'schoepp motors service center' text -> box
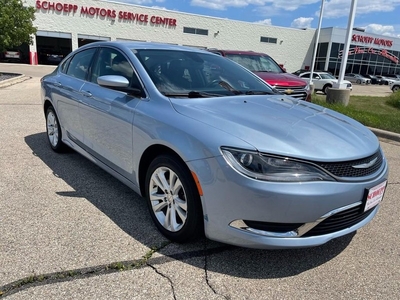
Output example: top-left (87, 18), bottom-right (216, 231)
top-left (24, 0), bottom-right (400, 75)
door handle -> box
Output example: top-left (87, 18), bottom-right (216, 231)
top-left (81, 90), bottom-right (93, 97)
top-left (53, 82), bottom-right (62, 87)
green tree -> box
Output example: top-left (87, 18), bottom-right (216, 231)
top-left (0, 0), bottom-right (37, 51)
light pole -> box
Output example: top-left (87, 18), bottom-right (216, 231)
top-left (309, 0), bottom-right (325, 87)
top-left (335, 0), bottom-right (358, 88)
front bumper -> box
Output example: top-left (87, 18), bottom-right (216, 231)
top-left (190, 155), bottom-right (388, 249)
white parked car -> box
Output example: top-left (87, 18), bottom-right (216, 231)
top-left (376, 76), bottom-right (397, 86)
top-left (344, 73), bottom-right (371, 85)
top-left (299, 72), bottom-right (352, 95)
top-left (389, 80), bottom-right (400, 93)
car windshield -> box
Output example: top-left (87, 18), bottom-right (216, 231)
top-left (134, 49), bottom-right (275, 96)
top-left (320, 73), bottom-right (336, 79)
top-left (224, 54), bottom-right (283, 73)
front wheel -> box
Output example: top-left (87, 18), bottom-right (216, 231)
top-left (46, 106), bottom-right (65, 152)
top-left (323, 84), bottom-right (332, 95)
top-left (145, 154), bottom-right (204, 243)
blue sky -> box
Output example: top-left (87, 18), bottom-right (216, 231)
top-left (109, 0), bottom-right (400, 37)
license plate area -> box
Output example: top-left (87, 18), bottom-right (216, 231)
top-left (363, 181), bottom-right (387, 212)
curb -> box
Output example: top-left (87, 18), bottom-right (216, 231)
top-left (0, 74), bottom-right (30, 88)
top-left (369, 127), bottom-right (400, 143)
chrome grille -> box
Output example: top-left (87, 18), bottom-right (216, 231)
top-left (314, 150), bottom-right (383, 178)
top-left (274, 85), bottom-right (308, 100)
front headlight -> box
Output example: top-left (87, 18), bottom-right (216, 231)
top-left (221, 147), bottom-right (334, 182)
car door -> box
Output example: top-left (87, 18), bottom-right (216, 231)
top-left (79, 47), bottom-right (142, 178)
top-left (50, 48), bottom-right (97, 144)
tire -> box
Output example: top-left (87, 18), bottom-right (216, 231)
top-left (145, 154), bottom-right (203, 243)
top-left (322, 84), bottom-right (331, 95)
top-left (356, 79), bottom-right (361, 84)
top-left (393, 85), bottom-right (400, 93)
top-left (45, 106), bottom-right (65, 152)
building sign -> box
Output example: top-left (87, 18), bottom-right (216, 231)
top-left (339, 47), bottom-right (399, 64)
top-left (35, 1), bottom-right (177, 26)
top-left (352, 34), bottom-right (393, 48)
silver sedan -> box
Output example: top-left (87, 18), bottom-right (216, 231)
top-left (344, 73), bottom-right (371, 84)
top-left (41, 42), bottom-right (388, 249)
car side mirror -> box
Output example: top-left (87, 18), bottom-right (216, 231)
top-left (98, 75), bottom-right (142, 96)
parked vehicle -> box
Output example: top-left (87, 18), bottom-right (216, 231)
top-left (376, 75), bottom-right (396, 85)
top-left (292, 69), bottom-right (310, 76)
top-left (390, 80), bottom-right (400, 93)
top-left (363, 74), bottom-right (382, 85)
top-left (41, 41), bottom-right (388, 249)
top-left (208, 49), bottom-right (311, 101)
top-left (299, 71), bottom-right (352, 94)
top-left (384, 74), bottom-right (400, 80)
top-left (1, 49), bottom-right (22, 62)
top-left (38, 48), bottom-right (64, 65)
top-left (344, 73), bottom-right (371, 84)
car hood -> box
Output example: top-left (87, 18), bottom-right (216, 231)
top-left (170, 95), bottom-right (378, 161)
top-left (253, 72), bottom-right (307, 87)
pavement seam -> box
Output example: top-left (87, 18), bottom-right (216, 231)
top-left (0, 242), bottom-right (170, 298)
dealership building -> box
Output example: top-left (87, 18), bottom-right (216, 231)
top-left (22, 0), bottom-right (400, 76)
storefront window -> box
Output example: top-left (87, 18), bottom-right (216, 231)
top-left (317, 43), bottom-right (328, 58)
top-left (330, 43), bottom-right (340, 58)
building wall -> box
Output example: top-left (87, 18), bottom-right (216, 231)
top-left (25, 0), bottom-right (316, 72)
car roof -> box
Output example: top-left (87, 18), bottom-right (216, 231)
top-left (77, 41), bottom-right (210, 54)
top-left (207, 49), bottom-right (270, 56)
top-left (300, 71), bottom-right (330, 75)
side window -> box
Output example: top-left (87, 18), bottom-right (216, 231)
top-left (90, 48), bottom-right (135, 85)
top-left (66, 48), bottom-right (97, 80)
top-left (301, 73), bottom-right (310, 78)
top-left (59, 57), bottom-right (72, 74)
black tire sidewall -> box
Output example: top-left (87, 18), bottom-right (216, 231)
top-left (145, 154), bottom-right (203, 242)
top-left (323, 84), bottom-right (331, 95)
top-left (46, 106), bottom-right (64, 152)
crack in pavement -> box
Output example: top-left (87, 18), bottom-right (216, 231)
top-left (204, 239), bottom-right (231, 300)
top-left (0, 242), bottom-right (234, 298)
top-left (146, 263), bottom-right (177, 300)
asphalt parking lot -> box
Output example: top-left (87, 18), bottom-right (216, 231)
top-left (1, 63), bottom-right (399, 299)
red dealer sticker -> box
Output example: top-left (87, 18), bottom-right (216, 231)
top-left (364, 181), bottom-right (387, 212)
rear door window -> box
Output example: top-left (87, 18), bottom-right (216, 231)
top-left (66, 48), bottom-right (97, 81)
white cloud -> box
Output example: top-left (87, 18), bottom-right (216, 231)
top-left (291, 17), bottom-right (314, 28)
top-left (190, 0), bottom-right (319, 11)
top-left (151, 6), bottom-right (167, 10)
top-left (321, 0), bottom-right (400, 19)
top-left (364, 24), bottom-right (398, 37)
top-left (254, 18), bottom-right (272, 25)
top-left (111, 0), bottom-right (153, 4)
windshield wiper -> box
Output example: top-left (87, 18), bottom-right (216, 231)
top-left (244, 90), bottom-right (275, 95)
top-left (188, 91), bottom-right (223, 98)
top-left (161, 91), bottom-right (223, 98)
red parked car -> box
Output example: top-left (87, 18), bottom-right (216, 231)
top-left (208, 49), bottom-right (311, 101)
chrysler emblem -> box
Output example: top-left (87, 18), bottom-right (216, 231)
top-left (352, 157), bottom-right (377, 169)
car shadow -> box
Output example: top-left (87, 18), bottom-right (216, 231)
top-left (25, 132), bottom-right (354, 279)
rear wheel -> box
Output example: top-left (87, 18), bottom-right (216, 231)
top-left (46, 106), bottom-right (65, 152)
top-left (393, 85), bottom-right (400, 93)
top-left (356, 79), bottom-right (361, 84)
top-left (145, 154), bottom-right (203, 242)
